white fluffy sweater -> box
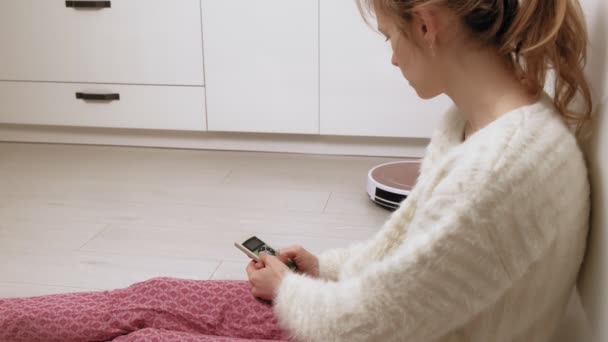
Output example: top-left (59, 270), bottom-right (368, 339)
top-left (273, 97), bottom-right (591, 342)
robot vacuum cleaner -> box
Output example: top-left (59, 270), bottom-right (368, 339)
top-left (367, 160), bottom-right (421, 210)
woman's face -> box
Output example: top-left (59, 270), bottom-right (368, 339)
top-left (376, 11), bottom-right (445, 99)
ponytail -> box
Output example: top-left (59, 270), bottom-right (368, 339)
top-left (500, 0), bottom-right (593, 139)
top-left (357, 0), bottom-right (594, 139)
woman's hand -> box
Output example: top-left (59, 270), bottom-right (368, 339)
top-left (246, 252), bottom-right (290, 300)
top-left (277, 245), bottom-right (320, 278)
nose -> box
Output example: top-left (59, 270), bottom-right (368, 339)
top-left (391, 53), bottom-right (398, 67)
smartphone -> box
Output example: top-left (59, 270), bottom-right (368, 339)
top-left (235, 236), bottom-right (297, 270)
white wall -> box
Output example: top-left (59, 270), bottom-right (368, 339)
top-left (579, 95), bottom-right (607, 342)
top-left (550, 1), bottom-right (607, 341)
top-left (577, 0), bottom-right (608, 336)
top-left (561, 0), bottom-right (608, 341)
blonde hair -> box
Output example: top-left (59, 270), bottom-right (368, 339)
top-left (358, 0), bottom-right (594, 139)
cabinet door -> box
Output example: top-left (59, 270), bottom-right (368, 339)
top-left (202, 1), bottom-right (319, 134)
top-left (320, 0), bottom-right (450, 138)
top-left (0, 0), bottom-right (204, 86)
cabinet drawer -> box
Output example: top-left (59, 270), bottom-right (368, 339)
top-left (0, 82), bottom-right (206, 131)
top-left (0, 0), bottom-right (204, 86)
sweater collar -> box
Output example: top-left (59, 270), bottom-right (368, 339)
top-left (447, 94), bottom-right (552, 147)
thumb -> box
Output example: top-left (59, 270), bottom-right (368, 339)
top-left (260, 252), bottom-right (282, 268)
top-left (258, 251), bottom-right (270, 263)
top-left (276, 251), bottom-right (291, 264)
top-left (278, 247), bottom-right (297, 259)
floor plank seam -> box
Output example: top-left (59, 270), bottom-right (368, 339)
top-left (322, 193), bottom-right (332, 213)
top-left (208, 261), bottom-right (224, 280)
top-left (220, 169), bottom-right (234, 184)
top-left (76, 223), bottom-right (112, 251)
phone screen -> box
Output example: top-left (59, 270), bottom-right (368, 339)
top-left (243, 236), bottom-right (265, 252)
top-left (239, 237), bottom-right (295, 270)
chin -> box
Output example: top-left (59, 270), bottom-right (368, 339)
top-left (414, 88), bottom-right (441, 100)
top-left (406, 77), bottom-right (442, 99)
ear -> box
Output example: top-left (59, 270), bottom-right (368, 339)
top-left (412, 6), bottom-right (440, 48)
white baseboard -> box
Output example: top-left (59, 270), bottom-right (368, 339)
top-left (0, 124), bottom-right (429, 158)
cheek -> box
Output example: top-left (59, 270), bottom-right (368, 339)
top-left (397, 50), bottom-right (441, 98)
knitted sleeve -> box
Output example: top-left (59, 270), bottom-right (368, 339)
top-left (315, 245), bottom-right (357, 281)
top-left (314, 108), bottom-right (453, 281)
top-left (316, 190), bottom-right (418, 281)
top-left (273, 170), bottom-right (558, 341)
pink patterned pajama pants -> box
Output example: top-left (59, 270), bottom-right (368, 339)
top-left (0, 277), bottom-right (289, 342)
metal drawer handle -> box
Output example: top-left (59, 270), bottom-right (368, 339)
top-left (66, 1), bottom-right (111, 9)
top-left (76, 92), bottom-right (120, 101)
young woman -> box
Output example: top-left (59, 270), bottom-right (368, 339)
top-left (0, 0), bottom-right (593, 341)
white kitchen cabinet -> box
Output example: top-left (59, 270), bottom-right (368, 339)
top-left (320, 0), bottom-right (450, 138)
top-left (0, 81), bottom-right (206, 131)
top-left (0, 0), bottom-right (445, 142)
top-left (0, 0), bottom-right (204, 86)
top-left (201, 0), bottom-right (319, 134)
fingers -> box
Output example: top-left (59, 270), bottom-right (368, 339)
top-left (246, 261), bottom-right (257, 277)
top-left (278, 245), bottom-right (303, 261)
top-left (260, 252), bottom-right (287, 270)
top-left (277, 252), bottom-right (292, 264)
top-left (247, 258), bottom-right (265, 275)
top-left (259, 251), bottom-right (269, 263)
top-left (259, 251), bottom-right (279, 265)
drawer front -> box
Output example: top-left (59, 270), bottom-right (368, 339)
top-left (0, 0), bottom-right (204, 86)
top-left (0, 82), bottom-right (206, 131)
